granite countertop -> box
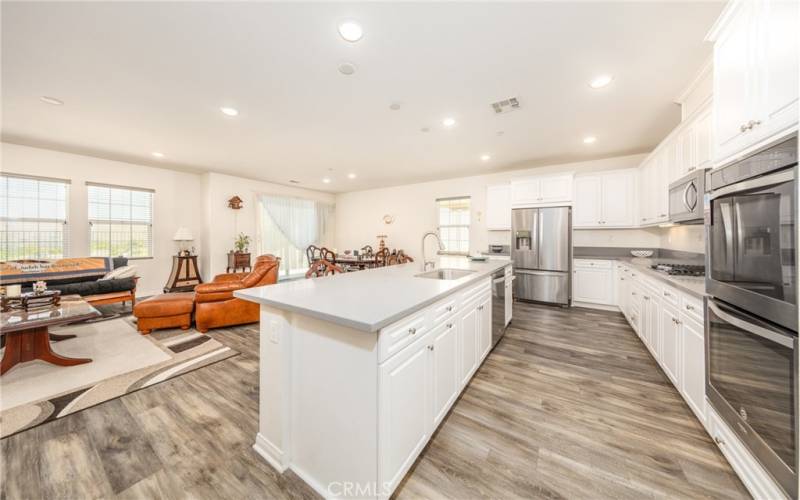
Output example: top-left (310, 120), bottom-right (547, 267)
top-left (575, 255), bottom-right (706, 298)
top-left (234, 256), bottom-right (511, 333)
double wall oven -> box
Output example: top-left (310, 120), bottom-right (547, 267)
top-left (706, 134), bottom-right (798, 498)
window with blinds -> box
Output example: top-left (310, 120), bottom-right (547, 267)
top-left (0, 174), bottom-right (70, 260)
top-left (437, 196), bottom-right (471, 254)
top-left (87, 183), bottom-right (153, 258)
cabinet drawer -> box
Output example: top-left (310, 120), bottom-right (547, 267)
top-left (378, 310), bottom-right (430, 363)
top-left (660, 285), bottom-right (680, 307)
top-left (431, 296), bottom-right (458, 325)
top-left (461, 278), bottom-right (491, 305)
top-left (574, 259), bottom-right (613, 269)
top-left (681, 294), bottom-right (704, 324)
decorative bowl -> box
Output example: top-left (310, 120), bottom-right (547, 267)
top-left (630, 250), bottom-right (654, 258)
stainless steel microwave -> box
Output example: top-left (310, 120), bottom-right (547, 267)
top-left (669, 168), bottom-right (708, 224)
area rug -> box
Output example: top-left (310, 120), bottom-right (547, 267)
top-left (0, 316), bottom-right (238, 438)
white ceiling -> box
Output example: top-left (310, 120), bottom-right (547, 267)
top-left (1, 1), bottom-right (723, 193)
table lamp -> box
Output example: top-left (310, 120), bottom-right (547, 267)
top-left (173, 227), bottom-right (194, 255)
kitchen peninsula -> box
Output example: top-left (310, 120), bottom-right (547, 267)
top-left (234, 257), bottom-right (511, 498)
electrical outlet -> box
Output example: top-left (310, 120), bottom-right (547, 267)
top-left (269, 319), bottom-right (280, 344)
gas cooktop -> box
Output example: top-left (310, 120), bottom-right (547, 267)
top-left (650, 263), bottom-right (705, 277)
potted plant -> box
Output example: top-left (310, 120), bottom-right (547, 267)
top-left (234, 233), bottom-right (251, 254)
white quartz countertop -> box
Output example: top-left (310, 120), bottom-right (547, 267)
top-left (234, 257), bottom-right (511, 332)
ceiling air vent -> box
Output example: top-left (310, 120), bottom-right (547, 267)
top-left (491, 97), bottom-right (520, 114)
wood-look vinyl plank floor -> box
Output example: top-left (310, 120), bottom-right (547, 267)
top-left (1, 303), bottom-right (749, 499)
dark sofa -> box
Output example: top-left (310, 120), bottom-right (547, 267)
top-left (20, 257), bottom-right (138, 305)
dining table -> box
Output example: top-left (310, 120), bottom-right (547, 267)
top-left (333, 254), bottom-right (378, 270)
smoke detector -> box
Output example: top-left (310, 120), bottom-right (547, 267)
top-left (491, 97), bottom-right (520, 114)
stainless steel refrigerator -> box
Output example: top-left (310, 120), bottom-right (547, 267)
top-left (511, 207), bottom-right (571, 305)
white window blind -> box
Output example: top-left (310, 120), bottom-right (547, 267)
top-left (437, 196), bottom-right (471, 254)
top-left (87, 183), bottom-right (153, 258)
top-left (0, 173), bottom-right (69, 260)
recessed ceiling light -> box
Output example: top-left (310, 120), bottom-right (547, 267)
top-left (338, 20), bottom-right (363, 42)
top-left (220, 107), bottom-right (239, 116)
top-left (496, 131), bottom-right (505, 136)
top-left (347, 173), bottom-right (357, 179)
top-left (421, 127), bottom-right (430, 133)
top-left (40, 96), bottom-right (64, 105)
top-left (152, 152), bottom-right (165, 158)
top-left (583, 136), bottom-right (597, 144)
top-left (442, 117), bottom-right (456, 128)
top-left (322, 177), bottom-right (332, 184)
top-left (389, 102), bottom-right (401, 111)
top-left (589, 75), bottom-right (614, 89)
top-left (480, 154), bottom-right (491, 161)
top-left (338, 62), bottom-right (357, 75)
top-left (289, 180), bottom-right (300, 184)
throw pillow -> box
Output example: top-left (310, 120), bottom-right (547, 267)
top-left (99, 265), bottom-right (138, 280)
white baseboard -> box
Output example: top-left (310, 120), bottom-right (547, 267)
top-left (571, 301), bottom-right (619, 312)
top-left (253, 433), bottom-right (287, 473)
top-left (290, 464), bottom-right (337, 500)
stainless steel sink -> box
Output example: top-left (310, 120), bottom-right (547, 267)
top-left (415, 268), bottom-right (476, 280)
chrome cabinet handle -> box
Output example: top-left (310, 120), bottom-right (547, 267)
top-left (685, 304), bottom-right (694, 311)
top-left (740, 123), bottom-right (749, 132)
top-left (714, 436), bottom-right (725, 446)
top-left (644, 296), bottom-right (650, 300)
top-left (663, 291), bottom-right (670, 297)
top-left (409, 327), bottom-right (417, 335)
top-left (747, 119), bottom-right (761, 130)
top-left (446, 323), bottom-right (453, 329)
top-left (427, 344), bottom-right (434, 351)
top-left (446, 305), bottom-right (453, 312)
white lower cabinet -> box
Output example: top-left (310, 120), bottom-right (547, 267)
top-left (680, 315), bottom-right (706, 424)
top-left (459, 303), bottom-right (479, 387)
top-left (378, 335), bottom-right (431, 492)
top-left (430, 321), bottom-right (460, 427)
top-left (660, 303), bottom-right (682, 387)
top-left (573, 260), bottom-right (615, 305)
top-left (378, 274), bottom-right (498, 496)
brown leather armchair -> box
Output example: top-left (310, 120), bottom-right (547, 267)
top-left (194, 254), bottom-right (280, 333)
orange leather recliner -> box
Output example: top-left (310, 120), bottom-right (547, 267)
top-left (194, 254), bottom-right (280, 333)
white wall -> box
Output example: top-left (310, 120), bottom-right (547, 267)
top-left (202, 172), bottom-right (335, 278)
top-left (1, 143), bottom-right (334, 294)
top-left (660, 225), bottom-right (705, 253)
top-left (334, 154), bottom-right (652, 258)
top-left (1, 142), bottom-right (204, 296)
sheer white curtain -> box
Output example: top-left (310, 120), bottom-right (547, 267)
top-left (257, 194), bottom-right (335, 277)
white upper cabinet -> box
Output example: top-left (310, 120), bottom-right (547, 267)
top-left (674, 101), bottom-right (713, 180)
top-left (485, 184), bottom-right (511, 230)
top-left (574, 170), bottom-right (636, 228)
top-left (710, 0), bottom-right (798, 164)
top-left (511, 174), bottom-right (573, 207)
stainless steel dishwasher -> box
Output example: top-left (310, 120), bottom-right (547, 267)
top-left (491, 267), bottom-right (509, 347)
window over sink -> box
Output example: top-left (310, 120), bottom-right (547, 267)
top-left (436, 196), bottom-right (471, 255)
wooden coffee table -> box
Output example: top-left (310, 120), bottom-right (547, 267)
top-left (0, 294), bottom-right (101, 375)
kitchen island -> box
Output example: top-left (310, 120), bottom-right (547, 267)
top-left (234, 257), bottom-right (511, 499)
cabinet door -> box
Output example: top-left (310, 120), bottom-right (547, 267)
top-left (676, 126), bottom-right (694, 180)
top-left (459, 303), bottom-right (479, 387)
top-left (639, 160), bottom-right (656, 225)
top-left (694, 105), bottom-right (713, 170)
top-left (756, 0), bottom-right (799, 142)
top-left (539, 175), bottom-right (573, 203)
top-left (486, 185), bottom-right (511, 230)
top-left (680, 316), bottom-right (706, 424)
top-left (713, 1), bottom-right (756, 162)
top-left (601, 171), bottom-right (635, 227)
top-left (510, 179), bottom-right (540, 206)
top-left (647, 295), bottom-right (662, 359)
top-left (656, 147), bottom-right (672, 222)
top-left (431, 322), bottom-right (459, 427)
top-left (478, 295), bottom-right (492, 360)
top-left (573, 176), bottom-right (602, 227)
top-left (378, 339), bottom-right (430, 491)
top-left (660, 304), bottom-right (681, 386)
top-left (573, 267), bottom-right (613, 305)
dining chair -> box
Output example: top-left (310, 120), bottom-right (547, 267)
top-left (305, 258), bottom-right (344, 278)
top-left (306, 245), bottom-right (322, 266)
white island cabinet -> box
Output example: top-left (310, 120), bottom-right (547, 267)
top-left (235, 258), bottom-right (510, 499)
